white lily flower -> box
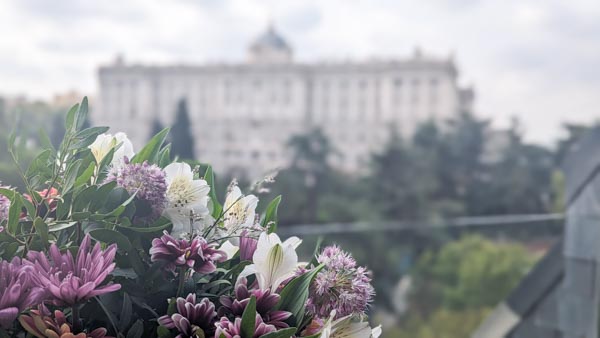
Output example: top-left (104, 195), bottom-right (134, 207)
top-left (163, 162), bottom-right (210, 237)
top-left (239, 232), bottom-right (301, 291)
top-left (223, 186), bottom-right (258, 234)
top-left (320, 312), bottom-right (382, 338)
top-left (88, 132), bottom-right (135, 168)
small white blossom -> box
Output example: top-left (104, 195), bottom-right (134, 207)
top-left (163, 162), bottom-right (210, 237)
top-left (89, 132), bottom-right (134, 169)
top-left (239, 232), bottom-right (301, 291)
top-left (223, 185), bottom-right (258, 236)
top-left (320, 311), bottom-right (382, 338)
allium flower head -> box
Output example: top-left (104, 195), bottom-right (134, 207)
top-left (0, 258), bottom-right (46, 329)
top-left (219, 278), bottom-right (291, 329)
top-left (19, 309), bottom-right (113, 338)
top-left (25, 235), bottom-right (121, 306)
top-left (307, 245), bottom-right (375, 319)
top-left (214, 314), bottom-right (276, 338)
top-left (150, 231), bottom-right (227, 274)
top-left (106, 158), bottom-right (167, 221)
top-left (158, 294), bottom-right (217, 338)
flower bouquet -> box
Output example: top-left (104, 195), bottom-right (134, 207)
top-left (0, 98), bottom-right (380, 338)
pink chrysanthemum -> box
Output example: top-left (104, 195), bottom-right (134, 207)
top-left (0, 258), bottom-right (46, 329)
top-left (150, 231), bottom-right (227, 275)
top-left (307, 245), bottom-right (375, 319)
top-left (25, 235), bottom-right (121, 306)
top-left (106, 158), bottom-right (167, 222)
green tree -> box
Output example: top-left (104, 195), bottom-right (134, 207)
top-left (170, 99), bottom-right (195, 159)
top-left (149, 117), bottom-right (164, 141)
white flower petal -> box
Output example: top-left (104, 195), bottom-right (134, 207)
top-left (219, 241), bottom-right (239, 260)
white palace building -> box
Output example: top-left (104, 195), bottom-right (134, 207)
top-left (95, 25), bottom-right (474, 177)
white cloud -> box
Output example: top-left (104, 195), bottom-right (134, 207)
top-left (1, 0), bottom-right (599, 144)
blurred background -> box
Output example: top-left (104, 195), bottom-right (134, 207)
top-left (2, 1), bottom-right (600, 337)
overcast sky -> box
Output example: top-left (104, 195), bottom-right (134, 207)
top-left (1, 0), bottom-right (599, 144)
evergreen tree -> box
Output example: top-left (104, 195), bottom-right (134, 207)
top-left (170, 99), bottom-right (195, 159)
top-left (149, 117), bottom-right (164, 140)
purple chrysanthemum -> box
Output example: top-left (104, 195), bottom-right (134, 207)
top-left (214, 314), bottom-right (276, 338)
top-left (106, 158), bottom-right (167, 222)
top-left (0, 258), bottom-right (46, 329)
top-left (25, 235), bottom-right (121, 306)
top-left (307, 245), bottom-right (375, 319)
top-left (219, 278), bottom-right (291, 329)
top-left (150, 231), bottom-right (227, 275)
top-left (158, 293), bottom-right (217, 337)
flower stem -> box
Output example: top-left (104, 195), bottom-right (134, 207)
top-left (176, 267), bottom-right (186, 297)
top-left (72, 305), bottom-right (81, 332)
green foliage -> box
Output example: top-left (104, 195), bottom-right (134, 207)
top-left (394, 235), bottom-right (535, 338)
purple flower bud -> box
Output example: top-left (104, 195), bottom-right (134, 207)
top-left (214, 314), bottom-right (276, 338)
top-left (239, 231), bottom-right (258, 261)
top-left (158, 294), bottom-right (217, 337)
top-left (219, 278), bottom-right (291, 329)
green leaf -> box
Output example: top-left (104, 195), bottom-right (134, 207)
top-left (65, 103), bottom-right (80, 132)
top-left (131, 128), bottom-right (170, 164)
top-left (7, 193), bottom-right (22, 234)
top-left (88, 228), bottom-right (133, 251)
top-left (204, 166), bottom-right (222, 218)
top-left (76, 97), bottom-right (89, 131)
top-left (38, 128), bottom-right (55, 151)
top-left (276, 264), bottom-right (325, 327)
top-left (74, 162), bottom-right (96, 188)
top-left (70, 126), bottom-right (110, 149)
top-left (33, 217), bottom-right (49, 246)
top-left (259, 327), bottom-right (298, 338)
top-left (119, 293), bottom-right (133, 332)
top-left (48, 221), bottom-right (77, 232)
top-left (241, 295), bottom-right (257, 338)
top-left (261, 195), bottom-right (282, 233)
top-left (126, 320), bottom-right (144, 338)
top-left (158, 144), bottom-right (171, 168)
top-left (62, 159), bottom-right (82, 194)
top-left (117, 221), bottom-right (171, 233)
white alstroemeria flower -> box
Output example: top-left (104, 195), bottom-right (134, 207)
top-left (88, 132), bottom-right (134, 168)
top-left (223, 186), bottom-right (258, 234)
top-left (320, 312), bottom-right (382, 338)
top-left (218, 240), bottom-right (239, 260)
top-left (239, 232), bottom-right (301, 291)
top-left (163, 162), bottom-right (210, 237)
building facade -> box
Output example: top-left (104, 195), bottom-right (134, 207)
top-left (95, 25), bottom-right (474, 177)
